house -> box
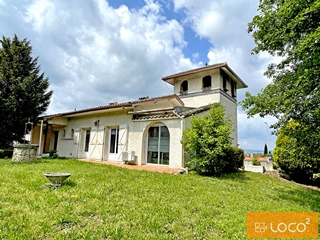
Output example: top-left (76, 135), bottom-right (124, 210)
top-left (244, 154), bottom-right (274, 172)
top-left (31, 62), bottom-right (247, 168)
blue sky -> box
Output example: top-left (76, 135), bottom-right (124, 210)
top-left (0, 0), bottom-right (278, 151)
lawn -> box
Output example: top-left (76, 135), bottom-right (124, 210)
top-left (0, 159), bottom-right (319, 239)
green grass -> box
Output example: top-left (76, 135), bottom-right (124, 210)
top-left (0, 159), bottom-right (319, 239)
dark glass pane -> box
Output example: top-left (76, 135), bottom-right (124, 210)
top-left (110, 129), bottom-right (119, 153)
top-left (85, 130), bottom-right (90, 152)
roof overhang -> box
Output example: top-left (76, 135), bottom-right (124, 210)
top-left (162, 62), bottom-right (248, 89)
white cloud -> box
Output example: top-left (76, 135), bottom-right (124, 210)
top-left (0, 0), bottom-right (200, 114)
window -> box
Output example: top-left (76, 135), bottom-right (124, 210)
top-left (109, 128), bottom-right (119, 154)
top-left (71, 129), bottom-right (74, 138)
top-left (221, 70), bottom-right (228, 92)
top-left (53, 131), bottom-right (59, 150)
top-left (147, 125), bottom-right (170, 165)
top-left (84, 130), bottom-right (90, 152)
top-left (63, 129), bottom-right (66, 138)
top-left (180, 80), bottom-right (188, 93)
top-left (231, 80), bottom-right (236, 98)
top-left (202, 75), bottom-right (211, 88)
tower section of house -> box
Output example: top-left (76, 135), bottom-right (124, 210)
top-left (162, 62), bottom-right (248, 145)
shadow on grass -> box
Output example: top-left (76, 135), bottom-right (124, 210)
top-left (275, 186), bottom-right (320, 212)
top-left (63, 180), bottom-right (77, 187)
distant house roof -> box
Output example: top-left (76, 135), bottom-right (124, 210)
top-left (244, 156), bottom-right (269, 162)
top-left (162, 62), bottom-right (248, 89)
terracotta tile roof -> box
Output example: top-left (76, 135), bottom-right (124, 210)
top-left (162, 62), bottom-right (227, 80)
top-left (162, 62), bottom-right (247, 88)
top-left (41, 94), bottom-right (181, 120)
top-left (179, 105), bottom-right (211, 117)
top-left (132, 105), bottom-right (211, 121)
top-left (244, 157), bottom-right (269, 162)
top-left (133, 113), bottom-right (178, 121)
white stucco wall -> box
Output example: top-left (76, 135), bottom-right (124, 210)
top-left (129, 119), bottom-right (184, 168)
top-left (179, 91), bottom-right (220, 108)
top-left (173, 69), bottom-right (221, 95)
top-left (57, 110), bottom-right (132, 160)
top-left (219, 94), bottom-right (238, 146)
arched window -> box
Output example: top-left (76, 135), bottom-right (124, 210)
top-left (202, 75), bottom-right (211, 88)
top-left (147, 124), bottom-right (170, 165)
top-left (180, 80), bottom-right (188, 93)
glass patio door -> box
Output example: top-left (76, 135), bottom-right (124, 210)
top-left (108, 128), bottom-right (119, 161)
top-left (147, 125), bottom-right (169, 165)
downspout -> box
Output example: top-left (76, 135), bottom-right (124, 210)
top-left (38, 120), bottom-right (43, 156)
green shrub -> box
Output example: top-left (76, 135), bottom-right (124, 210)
top-left (47, 149), bottom-right (57, 157)
top-left (222, 147), bottom-right (244, 172)
top-left (274, 120), bottom-right (320, 185)
top-left (252, 155), bottom-right (261, 166)
top-left (273, 161), bottom-right (279, 170)
top-left (181, 104), bottom-right (233, 176)
top-left (0, 149), bottom-right (13, 158)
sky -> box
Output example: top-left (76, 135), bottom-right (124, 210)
top-left (0, 0), bottom-right (278, 152)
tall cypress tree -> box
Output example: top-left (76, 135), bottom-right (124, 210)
top-left (0, 35), bottom-right (53, 148)
top-left (264, 143), bottom-right (268, 155)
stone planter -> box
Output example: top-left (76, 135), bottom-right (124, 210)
top-left (44, 173), bottom-right (71, 186)
top-left (12, 144), bottom-right (39, 162)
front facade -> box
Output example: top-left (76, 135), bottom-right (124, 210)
top-left (31, 63), bottom-right (247, 168)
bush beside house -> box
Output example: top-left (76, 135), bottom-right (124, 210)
top-left (182, 104), bottom-right (243, 176)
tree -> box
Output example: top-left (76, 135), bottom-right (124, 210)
top-left (263, 143), bottom-right (268, 155)
top-left (240, 0), bottom-right (320, 178)
top-left (181, 103), bottom-right (241, 176)
top-left (0, 35), bottom-right (52, 148)
top-left (241, 0), bottom-right (320, 130)
top-left (273, 120), bottom-right (319, 185)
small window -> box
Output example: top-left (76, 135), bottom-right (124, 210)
top-left (231, 80), bottom-right (236, 98)
top-left (63, 129), bottom-right (66, 138)
top-left (180, 80), bottom-right (188, 93)
top-left (202, 75), bottom-right (211, 88)
top-left (71, 129), bottom-right (74, 138)
top-left (222, 71), bottom-right (228, 92)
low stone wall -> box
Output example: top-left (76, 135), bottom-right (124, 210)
top-left (244, 165), bottom-right (265, 173)
top-left (244, 160), bottom-right (274, 171)
top-left (12, 144), bottom-right (39, 162)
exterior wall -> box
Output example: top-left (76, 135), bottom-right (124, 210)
top-left (219, 94), bottom-right (238, 146)
top-left (173, 69), bottom-right (221, 95)
top-left (129, 119), bottom-right (184, 168)
top-left (179, 91), bottom-right (220, 107)
top-left (134, 100), bottom-right (178, 112)
top-left (244, 160), bottom-right (274, 171)
top-left (56, 110), bottom-right (132, 160)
